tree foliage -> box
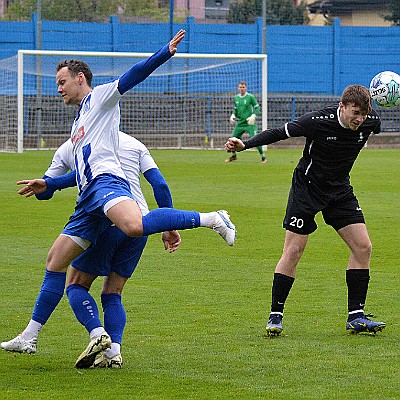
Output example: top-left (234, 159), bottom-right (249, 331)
top-left (2, 0), bottom-right (157, 22)
top-left (227, 0), bottom-right (309, 25)
top-left (384, 0), bottom-right (400, 26)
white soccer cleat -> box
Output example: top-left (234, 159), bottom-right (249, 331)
top-left (1, 334), bottom-right (37, 354)
top-left (75, 333), bottom-right (111, 369)
top-left (93, 352), bottom-right (123, 369)
top-left (212, 210), bottom-right (236, 246)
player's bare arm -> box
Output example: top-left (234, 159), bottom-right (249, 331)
top-left (225, 137), bottom-right (245, 152)
top-left (17, 179), bottom-right (47, 197)
top-left (169, 30), bottom-right (186, 55)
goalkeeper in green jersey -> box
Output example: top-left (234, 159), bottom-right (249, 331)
top-left (226, 81), bottom-right (267, 163)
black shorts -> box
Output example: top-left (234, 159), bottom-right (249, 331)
top-left (283, 170), bottom-right (365, 235)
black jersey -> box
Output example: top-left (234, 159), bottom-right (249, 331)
top-left (243, 105), bottom-right (381, 190)
top-left (290, 105), bottom-right (380, 187)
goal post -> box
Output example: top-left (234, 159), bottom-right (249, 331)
top-left (1, 50), bottom-right (267, 152)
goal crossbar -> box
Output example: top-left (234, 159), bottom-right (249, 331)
top-left (14, 50), bottom-right (267, 153)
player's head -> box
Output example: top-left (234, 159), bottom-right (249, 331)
top-left (56, 59), bottom-right (93, 87)
top-left (341, 85), bottom-right (372, 115)
top-left (238, 81), bottom-right (247, 95)
top-left (339, 85), bottom-right (371, 131)
top-left (56, 59), bottom-right (93, 105)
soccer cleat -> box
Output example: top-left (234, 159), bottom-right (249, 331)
top-left (265, 313), bottom-right (283, 337)
top-left (261, 157), bottom-right (268, 164)
top-left (93, 353), bottom-right (123, 369)
top-left (1, 334), bottom-right (37, 354)
top-left (75, 333), bottom-right (111, 369)
top-left (224, 156), bottom-right (237, 163)
top-left (346, 314), bottom-right (386, 334)
top-left (212, 210), bottom-right (236, 246)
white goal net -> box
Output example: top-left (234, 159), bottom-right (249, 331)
top-left (0, 50), bottom-right (267, 152)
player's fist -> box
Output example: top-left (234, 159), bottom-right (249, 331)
top-left (246, 114), bottom-right (256, 126)
top-left (225, 137), bottom-right (244, 152)
top-left (230, 114), bottom-right (237, 125)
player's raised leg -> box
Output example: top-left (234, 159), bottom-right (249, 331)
top-left (106, 199), bottom-right (236, 246)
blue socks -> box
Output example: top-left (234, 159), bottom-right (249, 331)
top-left (66, 286), bottom-right (127, 345)
top-left (66, 284), bottom-right (102, 333)
top-left (142, 208), bottom-right (200, 236)
top-left (101, 293), bottom-right (126, 344)
top-left (32, 269), bottom-right (66, 325)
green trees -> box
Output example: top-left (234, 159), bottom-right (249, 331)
top-left (385, 0), bottom-right (400, 26)
top-left (227, 0), bottom-right (309, 25)
top-left (1, 0), bottom-right (158, 22)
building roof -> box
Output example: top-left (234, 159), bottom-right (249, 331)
top-left (308, 0), bottom-right (390, 14)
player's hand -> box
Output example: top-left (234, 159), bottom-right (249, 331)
top-left (162, 230), bottom-right (182, 253)
top-left (17, 179), bottom-right (47, 198)
top-left (246, 114), bottom-right (256, 126)
top-left (169, 30), bottom-right (186, 55)
top-left (225, 137), bottom-right (245, 152)
top-left (229, 114), bottom-right (237, 125)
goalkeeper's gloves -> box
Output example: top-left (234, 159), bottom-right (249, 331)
top-left (230, 114), bottom-right (237, 125)
top-left (246, 114), bottom-right (256, 126)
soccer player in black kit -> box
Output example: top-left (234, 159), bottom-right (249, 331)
top-left (225, 84), bottom-right (386, 336)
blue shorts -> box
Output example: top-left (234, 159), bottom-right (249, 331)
top-left (71, 225), bottom-right (148, 278)
top-left (62, 174), bottom-right (134, 245)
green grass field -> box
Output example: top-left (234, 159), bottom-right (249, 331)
top-left (0, 148), bottom-right (399, 400)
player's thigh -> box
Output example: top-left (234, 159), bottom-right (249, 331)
top-left (337, 223), bottom-right (371, 255)
top-left (46, 234), bottom-right (85, 272)
top-left (106, 198), bottom-right (143, 236)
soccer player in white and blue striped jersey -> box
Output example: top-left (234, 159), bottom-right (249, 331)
top-left (1, 30), bottom-right (236, 367)
top-left (28, 132), bottom-right (181, 369)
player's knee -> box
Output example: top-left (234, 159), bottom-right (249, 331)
top-left (287, 241), bottom-right (307, 262)
top-left (45, 252), bottom-right (69, 272)
top-left (355, 239), bottom-right (372, 259)
top-left (119, 220), bottom-right (143, 237)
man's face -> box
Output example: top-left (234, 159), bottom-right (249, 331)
top-left (238, 84), bottom-right (247, 96)
top-left (56, 67), bottom-right (83, 106)
top-left (339, 102), bottom-right (367, 131)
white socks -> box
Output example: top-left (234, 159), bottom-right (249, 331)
top-left (199, 212), bottom-right (217, 228)
top-left (89, 327), bottom-right (106, 340)
top-left (22, 319), bottom-right (43, 340)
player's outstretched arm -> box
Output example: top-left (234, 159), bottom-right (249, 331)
top-left (118, 30), bottom-right (186, 95)
top-left (225, 137), bottom-right (245, 152)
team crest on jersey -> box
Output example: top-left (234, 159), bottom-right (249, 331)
top-left (72, 126), bottom-right (85, 144)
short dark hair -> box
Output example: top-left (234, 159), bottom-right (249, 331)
top-left (56, 59), bottom-right (93, 87)
top-left (341, 84), bottom-right (372, 114)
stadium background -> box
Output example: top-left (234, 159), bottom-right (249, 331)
top-left (0, 7), bottom-right (399, 150)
